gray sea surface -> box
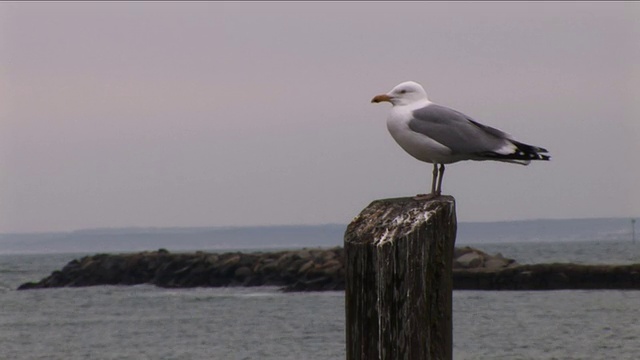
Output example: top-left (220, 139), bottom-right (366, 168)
top-left (2, 240), bottom-right (640, 359)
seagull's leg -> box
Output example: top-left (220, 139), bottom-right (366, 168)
top-left (430, 163), bottom-right (438, 195)
top-left (414, 163), bottom-right (439, 200)
top-left (436, 164), bottom-right (445, 195)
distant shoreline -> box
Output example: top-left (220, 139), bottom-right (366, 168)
top-left (1, 218), bottom-right (636, 255)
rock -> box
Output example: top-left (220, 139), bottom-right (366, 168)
top-left (455, 252), bottom-right (483, 269)
top-left (283, 277), bottom-right (333, 292)
top-left (484, 258), bottom-right (512, 270)
top-left (205, 254), bottom-right (219, 264)
top-left (318, 259), bottom-right (341, 270)
top-left (296, 249), bottom-right (312, 260)
top-left (298, 260), bottom-right (315, 274)
top-left (17, 282), bottom-right (40, 290)
top-left (220, 254), bottom-right (241, 268)
top-left (234, 266), bottom-right (252, 281)
top-left (452, 247), bottom-right (518, 270)
top-left (275, 252), bottom-right (299, 268)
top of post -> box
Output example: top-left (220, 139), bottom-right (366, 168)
top-left (345, 196), bottom-right (455, 246)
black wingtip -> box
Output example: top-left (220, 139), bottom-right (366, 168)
top-left (514, 141), bottom-right (550, 161)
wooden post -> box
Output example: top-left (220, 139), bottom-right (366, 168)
top-left (344, 196), bottom-right (456, 360)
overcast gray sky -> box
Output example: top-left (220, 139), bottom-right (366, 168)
top-left (1, 2), bottom-right (639, 233)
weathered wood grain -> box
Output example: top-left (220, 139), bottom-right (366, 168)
top-left (344, 196), bottom-right (457, 360)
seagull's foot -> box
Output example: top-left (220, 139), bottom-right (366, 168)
top-left (413, 192), bottom-right (441, 201)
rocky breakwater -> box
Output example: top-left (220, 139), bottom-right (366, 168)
top-left (18, 246), bottom-right (516, 292)
top-left (20, 246), bottom-right (640, 291)
top-left (18, 248), bottom-right (345, 292)
top-left (454, 263), bottom-right (640, 290)
top-left (453, 246), bottom-right (640, 290)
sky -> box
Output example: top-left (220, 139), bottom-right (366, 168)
top-left (1, 2), bottom-right (639, 233)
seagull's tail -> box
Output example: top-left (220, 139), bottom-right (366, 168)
top-left (478, 141), bottom-right (551, 165)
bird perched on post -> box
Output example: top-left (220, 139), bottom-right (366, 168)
top-left (371, 81), bottom-right (550, 199)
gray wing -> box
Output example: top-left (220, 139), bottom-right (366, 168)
top-left (408, 104), bottom-right (512, 155)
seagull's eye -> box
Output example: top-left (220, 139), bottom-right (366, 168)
top-left (399, 89), bottom-right (407, 94)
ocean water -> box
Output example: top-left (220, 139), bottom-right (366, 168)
top-left (2, 240), bottom-right (640, 360)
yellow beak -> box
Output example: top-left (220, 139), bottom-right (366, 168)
top-left (371, 94), bottom-right (392, 103)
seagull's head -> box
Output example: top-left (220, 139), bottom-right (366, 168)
top-left (371, 81), bottom-right (429, 107)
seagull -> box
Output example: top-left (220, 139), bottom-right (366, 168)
top-left (371, 81), bottom-right (550, 199)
